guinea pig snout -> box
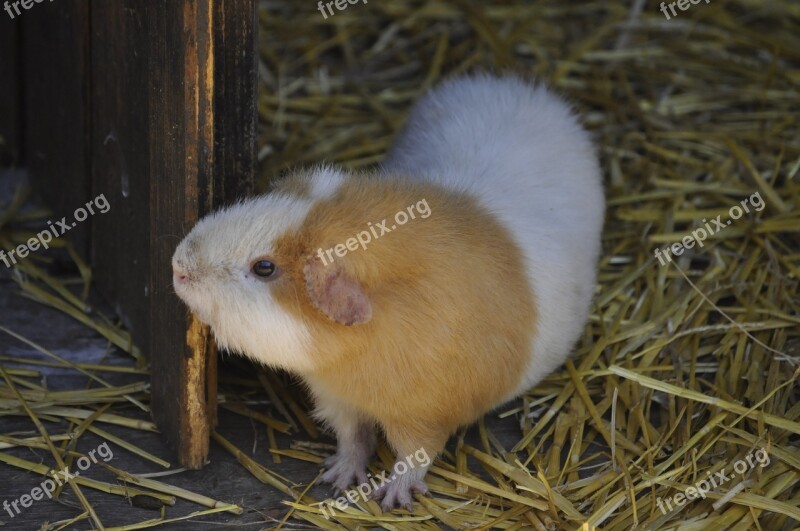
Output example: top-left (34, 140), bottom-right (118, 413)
top-left (172, 258), bottom-right (193, 285)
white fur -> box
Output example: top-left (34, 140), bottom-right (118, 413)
top-left (173, 193), bottom-right (319, 372)
top-left (383, 74), bottom-right (604, 398)
top-left (307, 165), bottom-right (347, 199)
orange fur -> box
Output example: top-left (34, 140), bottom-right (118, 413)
top-left (270, 172), bottom-right (536, 457)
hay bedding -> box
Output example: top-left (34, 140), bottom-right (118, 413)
top-left (2, 0), bottom-right (799, 529)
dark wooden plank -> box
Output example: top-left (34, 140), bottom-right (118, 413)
top-left (91, 0), bottom-right (257, 468)
top-left (203, 0), bottom-right (258, 436)
top-left (212, 0), bottom-right (259, 204)
top-left (90, 1), bottom-right (152, 351)
top-left (147, 0), bottom-right (218, 469)
top-left (21, 0), bottom-right (91, 256)
top-left (91, 0), bottom-right (207, 469)
top-left (0, 15), bottom-right (21, 166)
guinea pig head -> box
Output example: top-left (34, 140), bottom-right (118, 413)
top-left (171, 183), bottom-right (374, 373)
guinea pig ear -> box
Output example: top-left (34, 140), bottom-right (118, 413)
top-left (303, 258), bottom-right (372, 325)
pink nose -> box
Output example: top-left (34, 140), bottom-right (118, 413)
top-left (173, 262), bottom-right (190, 284)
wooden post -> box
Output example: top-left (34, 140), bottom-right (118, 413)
top-left (90, 0), bottom-right (257, 468)
top-left (19, 0), bottom-right (256, 469)
top-left (22, 0), bottom-right (91, 255)
top-left (0, 14), bottom-right (21, 166)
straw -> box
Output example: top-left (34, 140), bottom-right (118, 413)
top-left (2, 0), bottom-right (798, 528)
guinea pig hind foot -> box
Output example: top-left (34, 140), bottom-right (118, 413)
top-left (373, 424), bottom-right (446, 511)
top-left (371, 465), bottom-right (430, 512)
top-left (320, 423), bottom-right (376, 493)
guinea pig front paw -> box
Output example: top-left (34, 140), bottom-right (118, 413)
top-left (321, 452), bottom-right (370, 493)
top-left (371, 472), bottom-right (430, 512)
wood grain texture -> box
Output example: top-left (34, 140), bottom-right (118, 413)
top-left (0, 15), bottom-right (20, 166)
top-left (90, 1), bottom-right (152, 354)
top-left (22, 0), bottom-right (90, 256)
top-left (212, 0), bottom-right (258, 205)
top-left (91, 0), bottom-right (256, 469)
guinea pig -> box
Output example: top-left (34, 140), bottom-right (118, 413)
top-left (172, 73), bottom-right (604, 511)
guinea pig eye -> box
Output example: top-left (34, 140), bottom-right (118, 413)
top-left (252, 260), bottom-right (276, 278)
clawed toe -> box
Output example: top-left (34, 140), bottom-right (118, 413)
top-left (321, 452), bottom-right (369, 492)
top-left (323, 453), bottom-right (339, 469)
top-left (372, 478), bottom-right (429, 512)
